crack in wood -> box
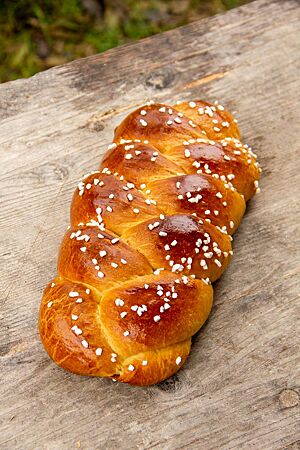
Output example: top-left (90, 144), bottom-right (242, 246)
top-left (183, 72), bottom-right (228, 89)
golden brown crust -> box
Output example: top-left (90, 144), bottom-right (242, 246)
top-left (100, 274), bottom-right (213, 356)
top-left (39, 278), bottom-right (119, 377)
top-left (70, 172), bottom-right (161, 235)
top-left (145, 174), bottom-right (246, 234)
top-left (122, 214), bottom-right (232, 282)
top-left (114, 103), bottom-right (207, 153)
top-left (174, 99), bottom-right (240, 141)
top-left (117, 339), bottom-right (191, 385)
top-left (101, 142), bottom-right (184, 185)
top-left (58, 227), bottom-right (153, 293)
top-left (39, 98), bottom-right (260, 386)
top-left (165, 140), bottom-right (260, 201)
top-left (39, 275), bottom-right (211, 385)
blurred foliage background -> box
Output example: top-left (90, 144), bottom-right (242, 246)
top-left (0, 0), bottom-right (252, 83)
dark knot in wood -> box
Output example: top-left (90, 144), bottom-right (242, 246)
top-left (279, 389), bottom-right (299, 409)
top-left (145, 68), bottom-right (176, 90)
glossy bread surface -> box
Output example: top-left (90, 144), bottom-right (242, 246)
top-left (39, 98), bottom-right (260, 386)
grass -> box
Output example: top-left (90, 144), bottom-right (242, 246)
top-left (0, 0), bottom-right (252, 83)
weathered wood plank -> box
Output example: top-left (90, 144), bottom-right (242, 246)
top-left (0, 0), bottom-right (300, 448)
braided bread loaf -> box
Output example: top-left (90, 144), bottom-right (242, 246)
top-left (39, 99), bottom-right (261, 386)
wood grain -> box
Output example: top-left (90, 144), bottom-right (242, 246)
top-left (0, 0), bottom-right (300, 448)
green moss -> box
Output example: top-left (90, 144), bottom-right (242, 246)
top-left (0, 0), bottom-right (252, 82)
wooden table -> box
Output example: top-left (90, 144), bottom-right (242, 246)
top-left (1, 0), bottom-right (299, 448)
